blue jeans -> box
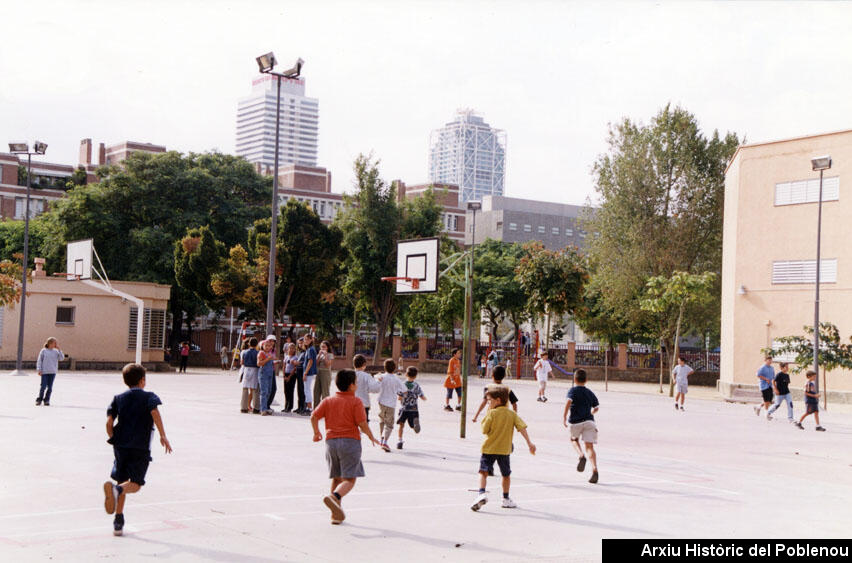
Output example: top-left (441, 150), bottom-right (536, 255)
top-left (768, 393), bottom-right (793, 419)
top-left (259, 371), bottom-right (274, 412)
top-left (38, 373), bottom-right (56, 401)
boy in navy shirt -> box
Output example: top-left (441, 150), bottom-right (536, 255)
top-left (795, 370), bottom-right (826, 431)
top-left (103, 364), bottom-right (172, 536)
top-left (562, 369), bottom-right (600, 483)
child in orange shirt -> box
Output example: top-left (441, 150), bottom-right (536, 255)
top-left (444, 348), bottom-right (463, 412)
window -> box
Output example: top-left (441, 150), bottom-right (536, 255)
top-left (565, 228), bottom-right (573, 236)
top-left (523, 224), bottom-right (531, 232)
top-left (128, 308), bottom-right (167, 349)
top-left (509, 223), bottom-right (517, 231)
top-left (452, 215), bottom-right (458, 231)
top-left (551, 227), bottom-right (560, 235)
top-left (772, 259), bottom-right (837, 284)
top-left (769, 339), bottom-right (798, 363)
top-left (56, 306), bottom-right (75, 325)
top-left (537, 226), bottom-right (545, 234)
top-left (320, 201), bottom-right (326, 216)
top-left (775, 176), bottom-right (839, 206)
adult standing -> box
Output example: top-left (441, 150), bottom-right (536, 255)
top-left (220, 346), bottom-right (229, 370)
top-left (753, 356), bottom-right (776, 416)
top-left (257, 336), bottom-right (279, 416)
top-left (267, 336), bottom-right (278, 408)
top-left (239, 338), bottom-right (260, 413)
top-left (178, 342), bottom-right (189, 373)
top-left (315, 340), bottom-right (334, 404)
top-left (282, 342), bottom-right (299, 412)
top-left (292, 337), bottom-right (307, 414)
top-left (35, 337), bottom-right (64, 406)
top-left (302, 333), bottom-right (318, 415)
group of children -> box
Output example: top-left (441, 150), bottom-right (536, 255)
top-left (754, 356), bottom-right (826, 431)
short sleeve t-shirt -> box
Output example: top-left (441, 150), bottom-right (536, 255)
top-left (805, 380), bottom-right (818, 405)
top-left (775, 372), bottom-right (791, 395)
top-left (313, 391), bottom-right (367, 440)
top-left (399, 381), bottom-right (424, 411)
top-left (107, 388), bottom-right (162, 451)
top-left (241, 348), bottom-right (258, 368)
top-left (757, 364), bottom-right (775, 390)
top-left (480, 406), bottom-right (527, 455)
top-left (672, 364), bottom-right (693, 384)
top-left (303, 346), bottom-right (318, 376)
top-left (445, 357), bottom-right (462, 388)
top-left (483, 384), bottom-right (518, 405)
top-left (566, 386), bottom-right (599, 424)
top-left (534, 360), bottom-right (552, 380)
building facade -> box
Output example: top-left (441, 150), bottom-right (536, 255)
top-left (465, 195), bottom-right (590, 250)
top-left (721, 129), bottom-right (852, 400)
top-left (236, 75), bottom-right (319, 169)
top-left (396, 181), bottom-right (466, 244)
top-left (429, 110), bottom-right (506, 203)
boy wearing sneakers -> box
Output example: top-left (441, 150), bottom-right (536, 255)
top-left (396, 366), bottom-right (426, 450)
top-left (311, 369), bottom-right (379, 525)
top-left (376, 359), bottom-right (406, 452)
top-left (562, 368), bottom-right (600, 484)
top-left (767, 362), bottom-right (794, 422)
top-left (671, 356), bottom-right (694, 411)
top-left (471, 386), bottom-right (536, 511)
top-left (353, 354), bottom-right (381, 421)
top-left (472, 365), bottom-right (518, 422)
top-left (102, 364), bottom-right (173, 536)
top-left (533, 352), bottom-right (552, 402)
top-left (795, 370), bottom-right (826, 431)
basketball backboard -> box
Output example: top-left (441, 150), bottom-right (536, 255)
top-left (66, 239), bottom-right (93, 280)
top-left (395, 237), bottom-right (439, 293)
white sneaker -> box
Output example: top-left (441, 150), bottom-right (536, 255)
top-left (753, 406), bottom-right (761, 416)
top-left (501, 497), bottom-right (518, 508)
top-left (471, 493), bottom-right (488, 511)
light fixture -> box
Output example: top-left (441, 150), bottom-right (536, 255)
top-left (256, 52), bottom-right (277, 73)
top-left (811, 155), bottom-right (832, 171)
top-left (8, 142), bottom-right (29, 153)
top-left (737, 285), bottom-right (747, 295)
top-left (33, 141), bottom-right (47, 155)
top-left (466, 200), bottom-right (482, 211)
top-left (279, 58), bottom-right (304, 78)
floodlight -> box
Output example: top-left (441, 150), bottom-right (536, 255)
top-left (8, 142), bottom-right (29, 153)
top-left (256, 51), bottom-right (277, 73)
top-left (33, 141), bottom-right (47, 155)
top-left (467, 200), bottom-right (482, 211)
top-left (811, 155), bottom-right (832, 171)
top-left (280, 58), bottom-right (304, 78)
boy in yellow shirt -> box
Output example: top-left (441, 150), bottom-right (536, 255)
top-left (471, 386), bottom-right (535, 511)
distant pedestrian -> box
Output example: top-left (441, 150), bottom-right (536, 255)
top-left (35, 337), bottom-right (64, 406)
top-left (257, 336), bottom-right (280, 415)
top-left (239, 338), bottom-right (260, 414)
top-left (563, 368), bottom-right (600, 484)
top-left (671, 356), bottom-right (694, 411)
top-left (178, 342), bottom-right (189, 373)
top-left (220, 346), bottom-right (229, 370)
top-left (352, 354), bottom-right (380, 421)
top-left (282, 343), bottom-right (299, 413)
top-left (314, 340), bottom-right (334, 404)
top-left (292, 338), bottom-right (308, 414)
top-left (444, 348), bottom-right (463, 411)
top-left (753, 356), bottom-right (775, 416)
top-left (795, 370), bottom-right (826, 431)
top-left (396, 367), bottom-right (426, 450)
top-left (766, 362), bottom-right (794, 422)
top-left (302, 333), bottom-right (318, 415)
top-left (486, 350), bottom-right (497, 379)
top-left (533, 352), bottom-right (552, 402)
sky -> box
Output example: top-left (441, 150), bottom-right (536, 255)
top-left (2, 1), bottom-right (852, 206)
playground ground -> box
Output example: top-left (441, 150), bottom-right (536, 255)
top-left (1, 369), bottom-right (851, 562)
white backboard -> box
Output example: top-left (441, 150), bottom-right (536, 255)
top-left (395, 237), bottom-right (439, 293)
top-left (66, 239), bottom-right (93, 280)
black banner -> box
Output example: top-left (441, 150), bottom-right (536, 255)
top-left (603, 539), bottom-right (851, 562)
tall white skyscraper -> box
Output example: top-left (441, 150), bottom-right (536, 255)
top-left (236, 75), bottom-right (319, 169)
top-left (429, 110), bottom-right (506, 202)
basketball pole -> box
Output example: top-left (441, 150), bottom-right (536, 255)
top-left (460, 254), bottom-right (472, 439)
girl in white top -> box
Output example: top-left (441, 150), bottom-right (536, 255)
top-left (533, 351), bottom-right (552, 402)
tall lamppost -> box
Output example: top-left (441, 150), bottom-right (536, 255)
top-left (810, 154), bottom-right (832, 394)
top-left (459, 200), bottom-right (481, 438)
top-left (255, 52), bottom-right (304, 332)
top-left (7, 141), bottom-right (48, 376)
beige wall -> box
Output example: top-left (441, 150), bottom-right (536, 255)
top-left (1, 277), bottom-right (170, 364)
top-left (721, 130), bottom-right (852, 396)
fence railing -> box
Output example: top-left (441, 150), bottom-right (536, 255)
top-left (427, 338), bottom-right (463, 360)
top-left (401, 338), bottom-right (419, 359)
top-left (354, 334), bottom-right (376, 358)
top-left (627, 350), bottom-right (662, 369)
top-left (575, 344), bottom-right (618, 367)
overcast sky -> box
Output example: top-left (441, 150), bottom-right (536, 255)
top-left (2, 1), bottom-right (851, 205)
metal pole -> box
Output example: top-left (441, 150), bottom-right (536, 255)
top-left (813, 168), bottom-right (823, 394)
top-left (265, 75), bottom-right (282, 330)
top-left (460, 251), bottom-right (472, 439)
top-left (13, 154), bottom-right (32, 375)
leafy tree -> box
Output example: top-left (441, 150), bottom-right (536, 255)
top-left (584, 104), bottom-right (739, 355)
top-left (211, 244), bottom-right (265, 314)
top-left (472, 239), bottom-right (528, 340)
top-left (574, 284), bottom-right (631, 390)
top-left (640, 271), bottom-right (717, 395)
top-left (0, 259), bottom-right (24, 307)
top-left (174, 225), bottom-right (227, 310)
top-left (337, 155), bottom-right (442, 358)
top-left (515, 241), bottom-right (588, 347)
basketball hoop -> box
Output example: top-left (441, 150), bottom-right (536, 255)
top-left (381, 276), bottom-right (420, 290)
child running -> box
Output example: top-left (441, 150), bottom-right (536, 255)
top-left (444, 348), bottom-right (463, 411)
top-left (311, 369), bottom-right (379, 525)
top-left (376, 359), bottom-right (406, 452)
top-left (103, 364), bottom-right (172, 536)
top-left (471, 386), bottom-right (536, 511)
top-left (563, 368), bottom-right (600, 483)
top-left (396, 366), bottom-right (426, 450)
top-left (795, 370), bottom-right (826, 431)
top-left (472, 365), bottom-right (518, 422)
top-left (353, 354), bottom-right (381, 421)
top-left (533, 352), bottom-right (552, 402)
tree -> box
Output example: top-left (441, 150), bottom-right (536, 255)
top-left (763, 322), bottom-right (852, 409)
top-left (584, 104), bottom-right (739, 357)
top-left (174, 226), bottom-right (227, 311)
top-left (472, 239), bottom-right (528, 340)
top-left (0, 259), bottom-right (24, 308)
top-left (337, 155), bottom-right (442, 358)
top-left (515, 241), bottom-right (589, 348)
top-left (575, 284), bottom-right (631, 391)
top-left (640, 271), bottom-right (717, 395)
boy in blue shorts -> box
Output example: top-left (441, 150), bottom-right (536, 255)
top-left (795, 370), bottom-right (826, 431)
top-left (396, 367), bottom-right (426, 450)
top-left (102, 364), bottom-right (172, 536)
top-left (563, 368), bottom-right (600, 483)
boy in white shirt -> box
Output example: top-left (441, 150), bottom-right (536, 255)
top-left (533, 352), bottom-right (553, 402)
top-left (352, 354), bottom-right (381, 422)
top-left (375, 359), bottom-right (406, 452)
top-left (671, 356), bottom-right (694, 411)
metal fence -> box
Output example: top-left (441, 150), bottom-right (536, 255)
top-left (401, 338), bottom-right (419, 359)
top-left (427, 338), bottom-right (463, 360)
top-left (575, 344), bottom-right (618, 367)
top-left (354, 334), bottom-right (376, 358)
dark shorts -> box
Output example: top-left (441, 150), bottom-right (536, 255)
top-left (111, 446), bottom-right (151, 486)
top-left (445, 387), bottom-right (462, 399)
top-left (479, 453), bottom-right (511, 477)
top-left (397, 410), bottom-right (419, 428)
top-left (325, 438), bottom-right (365, 479)
top-left (806, 402), bottom-right (819, 414)
top-left (761, 388), bottom-right (774, 403)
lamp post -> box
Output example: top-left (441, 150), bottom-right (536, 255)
top-left (7, 141), bottom-right (47, 376)
top-left (459, 200), bottom-right (481, 438)
top-left (810, 155), bottom-right (831, 394)
top-left (255, 52), bottom-right (304, 332)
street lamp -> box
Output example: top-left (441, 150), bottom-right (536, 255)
top-left (255, 52), bottom-right (304, 331)
top-left (7, 140), bottom-right (48, 376)
top-left (810, 154), bottom-right (831, 394)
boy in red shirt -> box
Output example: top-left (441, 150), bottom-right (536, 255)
top-left (311, 369), bottom-right (378, 524)
top-left (444, 348), bottom-right (463, 411)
